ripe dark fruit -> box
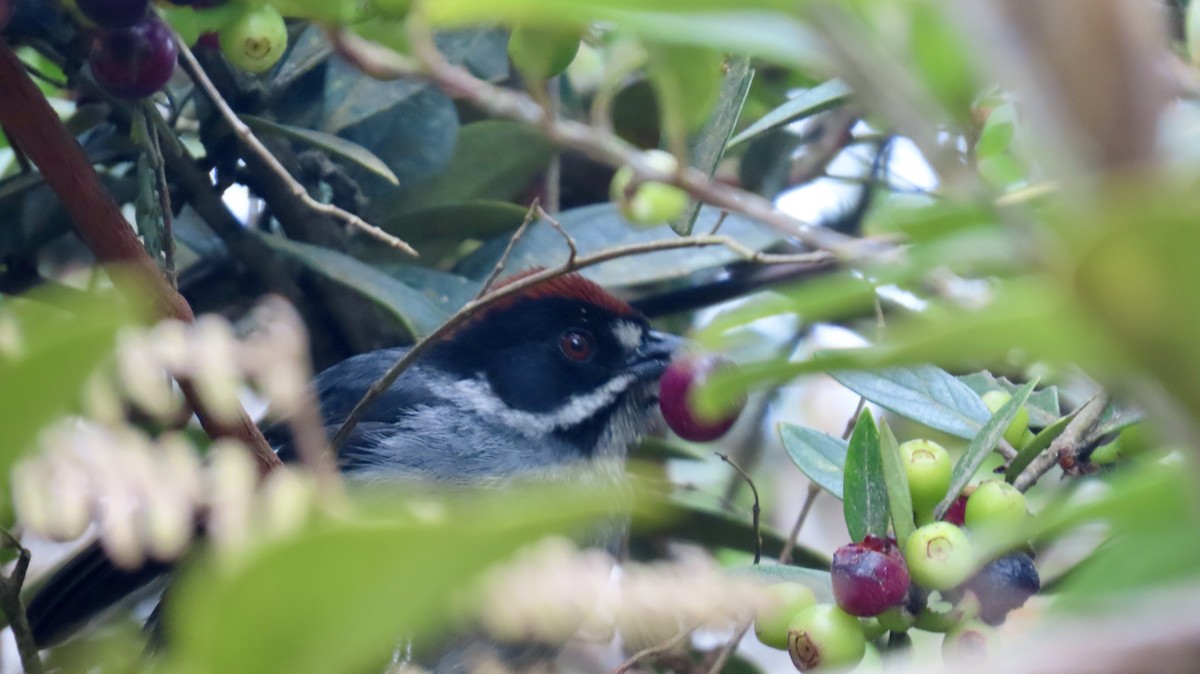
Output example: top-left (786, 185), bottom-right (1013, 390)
top-left (754, 583), bottom-right (817, 650)
top-left (77, 0), bottom-right (149, 29)
top-left (658, 354), bottom-right (745, 442)
top-left (831, 535), bottom-right (910, 617)
top-left (220, 3), bottom-right (287, 74)
top-left (89, 17), bottom-right (178, 99)
top-left (786, 604), bottom-right (866, 672)
top-left (964, 552), bottom-right (1040, 624)
top-left (942, 494), bottom-right (968, 526)
top-left (904, 522), bottom-right (974, 591)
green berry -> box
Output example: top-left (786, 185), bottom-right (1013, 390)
top-left (220, 3), bottom-right (287, 74)
top-left (899, 439), bottom-right (952, 518)
top-left (508, 23), bottom-right (581, 82)
top-left (903, 522), bottom-right (974, 591)
top-left (754, 583), bottom-right (817, 650)
top-left (786, 604), bottom-right (866, 672)
top-left (858, 616), bottom-right (887, 640)
top-left (963, 479), bottom-right (1027, 537)
top-left (610, 150), bottom-right (689, 226)
top-left (981, 390), bottom-right (1030, 448)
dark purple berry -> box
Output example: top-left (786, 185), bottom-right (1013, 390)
top-left (831, 535), bottom-right (911, 617)
top-left (197, 31), bottom-right (220, 50)
top-left (942, 494), bottom-right (968, 526)
top-left (659, 354), bottom-right (744, 442)
top-left (964, 552), bottom-right (1040, 624)
top-left (89, 16), bottom-right (177, 99)
top-left (76, 0), bottom-right (149, 29)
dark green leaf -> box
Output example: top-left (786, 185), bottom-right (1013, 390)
top-left (957, 371), bottom-right (1060, 428)
top-left (375, 200), bottom-right (530, 246)
top-left (241, 114), bottom-right (399, 185)
top-left (257, 234), bottom-right (448, 339)
top-left (374, 264), bottom-right (481, 314)
top-left (1092, 402), bottom-right (1144, 438)
top-left (877, 418), bottom-right (914, 546)
top-left (1004, 413), bottom-right (1073, 483)
top-left (778, 423), bottom-right (846, 500)
top-left (843, 409), bottom-right (888, 542)
top-left (645, 43), bottom-right (726, 146)
top-left (727, 564), bottom-right (834, 602)
top-left (657, 494), bottom-right (827, 569)
top-left (934, 379), bottom-right (1038, 518)
top-left (831, 365), bottom-right (992, 439)
top-left (633, 436), bottom-right (708, 462)
top-left (728, 79), bottom-right (852, 147)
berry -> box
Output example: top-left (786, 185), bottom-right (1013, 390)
top-left (77, 0), bottom-right (148, 29)
top-left (964, 479), bottom-right (1027, 537)
top-left (658, 354), bottom-right (745, 442)
top-left (981, 390), bottom-right (1030, 448)
top-left (754, 583), bottom-right (817, 650)
top-left (508, 23), bottom-right (581, 82)
top-left (899, 439), bottom-right (952, 519)
top-left (89, 17), bottom-right (178, 99)
top-left (942, 620), bottom-right (1000, 664)
top-left (786, 604), bottom-right (866, 672)
top-left (610, 150), bottom-right (689, 226)
top-left (220, 3), bottom-right (286, 74)
top-left (942, 493), bottom-right (968, 526)
top-left (903, 522), bottom-right (974, 591)
top-left (831, 535), bottom-right (910, 617)
top-left (964, 552), bottom-right (1040, 624)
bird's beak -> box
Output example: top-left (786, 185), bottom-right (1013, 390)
top-left (627, 330), bottom-right (685, 383)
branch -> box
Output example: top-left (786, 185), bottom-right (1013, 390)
top-left (716, 452), bottom-right (762, 565)
top-left (0, 530), bottom-right (42, 674)
top-left (0, 37), bottom-right (280, 473)
top-left (1013, 392), bottom-right (1109, 491)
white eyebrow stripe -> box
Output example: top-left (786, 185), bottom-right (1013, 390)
top-left (612, 320), bottom-right (644, 351)
top-left (444, 373), bottom-right (639, 437)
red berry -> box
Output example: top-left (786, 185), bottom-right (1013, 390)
top-left (942, 494), bottom-right (968, 526)
top-left (89, 17), bottom-right (177, 99)
top-left (964, 552), bottom-right (1040, 625)
top-left (197, 31), bottom-right (220, 50)
top-left (77, 0), bottom-right (149, 29)
top-left (658, 354), bottom-right (744, 442)
top-left (831, 535), bottom-right (911, 617)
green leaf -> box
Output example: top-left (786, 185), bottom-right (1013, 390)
top-left (241, 114), bottom-right (399, 185)
top-left (645, 43), bottom-right (726, 146)
top-left (934, 379), bottom-right (1038, 519)
top-left (373, 264), bottom-right (481, 314)
top-left (672, 54), bottom-right (753, 235)
top-left (633, 436), bottom-right (708, 462)
top-left (830, 365), bottom-right (992, 439)
top-left (957, 371), bottom-right (1060, 428)
top-left (877, 418), bottom-right (914, 546)
top-left (257, 234), bottom-right (448, 339)
top-left (778, 423), bottom-right (846, 500)
top-left (843, 409), bottom-right (888, 542)
top-left (657, 493), bottom-right (827, 569)
top-left (374, 200), bottom-right (530, 247)
top-left (1004, 413), bottom-right (1073, 483)
top-left (727, 564), bottom-right (834, 603)
top-left (728, 79), bottom-right (852, 147)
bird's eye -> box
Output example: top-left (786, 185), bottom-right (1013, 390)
top-left (559, 329), bottom-right (595, 362)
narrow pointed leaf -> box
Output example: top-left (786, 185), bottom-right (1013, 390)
top-left (1004, 412), bottom-right (1073, 483)
top-left (877, 418), bottom-right (914, 546)
top-left (241, 114), bottom-right (400, 185)
top-left (728, 79), bottom-right (852, 147)
top-left (843, 409), bottom-right (888, 542)
top-left (779, 423), bottom-right (847, 500)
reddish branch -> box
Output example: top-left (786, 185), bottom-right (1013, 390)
top-left (0, 39), bottom-right (280, 472)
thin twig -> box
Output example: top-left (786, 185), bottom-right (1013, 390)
top-left (705, 622), bottom-right (751, 674)
top-left (539, 204), bottom-right (578, 265)
top-left (716, 452), bottom-right (762, 565)
top-left (545, 76), bottom-right (562, 214)
top-left (1014, 392), bottom-right (1110, 491)
top-left (329, 235), bottom-right (831, 454)
top-left (172, 33), bottom-right (418, 257)
top-left (0, 530), bottom-right (43, 674)
top-left (611, 624), bottom-right (697, 674)
top-left (707, 210), bottom-right (730, 236)
top-left (476, 199), bottom-right (540, 299)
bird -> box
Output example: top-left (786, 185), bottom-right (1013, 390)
top-left (25, 271), bottom-right (683, 658)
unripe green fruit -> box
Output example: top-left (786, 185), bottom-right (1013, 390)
top-left (754, 583), bottom-right (817, 650)
top-left (786, 604), bottom-right (866, 672)
top-left (877, 605), bottom-right (915, 633)
top-left (963, 479), bottom-right (1027, 537)
top-left (899, 439), bottom-right (952, 517)
top-left (904, 522), bottom-right (974, 591)
top-left (981, 390), bottom-right (1030, 448)
top-left (610, 150), bottom-right (689, 226)
top-left (220, 3), bottom-right (286, 74)
top-left (508, 23), bottom-right (581, 82)
top-left (858, 616), bottom-right (887, 640)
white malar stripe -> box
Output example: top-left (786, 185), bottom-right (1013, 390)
top-left (446, 374), bottom-right (638, 437)
top-left (612, 320), bottom-right (644, 352)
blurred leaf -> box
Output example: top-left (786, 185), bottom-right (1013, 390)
top-left (843, 409), bottom-right (888, 542)
top-left (455, 203), bottom-right (782, 287)
top-left (934, 379), bottom-right (1037, 518)
top-left (645, 43), bottom-right (725, 146)
top-left (728, 79), bottom-right (852, 147)
top-left (634, 436), bottom-right (708, 462)
top-left (658, 494), bottom-right (827, 569)
top-left (258, 234), bottom-right (448, 339)
top-left (671, 54), bottom-right (753, 235)
top-left (375, 121), bottom-right (556, 215)
top-left (957, 371), bottom-right (1060, 428)
top-left (373, 264), bottom-right (482, 314)
top-left (728, 564), bottom-right (834, 602)
top-left (1093, 402), bottom-right (1143, 438)
top-left (738, 128), bottom-right (806, 197)
top-left (375, 201), bottom-right (530, 250)
top-left (830, 365), bottom-right (992, 439)
top-left (701, 272), bottom-right (878, 340)
top-left (877, 418), bottom-right (914, 546)
top-left (778, 423), bottom-right (846, 500)
top-left (241, 114), bottom-right (399, 185)
top-left (1004, 413), bottom-right (1072, 483)
top-left (908, 2), bottom-right (977, 121)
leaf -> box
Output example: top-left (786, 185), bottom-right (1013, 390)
top-left (374, 121), bottom-right (557, 215)
top-left (830, 365), bottom-right (993, 439)
top-left (1004, 413), bottom-right (1073, 483)
top-left (934, 379), bottom-right (1038, 519)
top-left (843, 409), bottom-right (888, 543)
top-left (375, 201), bottom-right (530, 246)
top-left (257, 234), bottom-right (448, 340)
top-left (728, 79), bottom-right (853, 147)
top-left (877, 418), bottom-right (914, 546)
top-left (672, 54), bottom-right (753, 235)
top-left (656, 493), bottom-right (827, 569)
top-left (957, 371), bottom-right (1060, 428)
top-left (241, 114), bottom-right (399, 185)
top-left (778, 423), bottom-right (846, 500)
top-left (633, 436), bottom-right (708, 462)
top-left (1092, 401), bottom-right (1144, 438)
top-left (727, 564), bottom-right (834, 603)
top-left (645, 43), bottom-right (726, 144)
top-left (373, 264), bottom-right (482, 314)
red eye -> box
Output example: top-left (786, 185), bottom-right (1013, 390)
top-left (559, 329), bottom-right (594, 362)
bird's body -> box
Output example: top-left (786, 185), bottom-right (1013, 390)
top-left (27, 272), bottom-right (681, 656)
